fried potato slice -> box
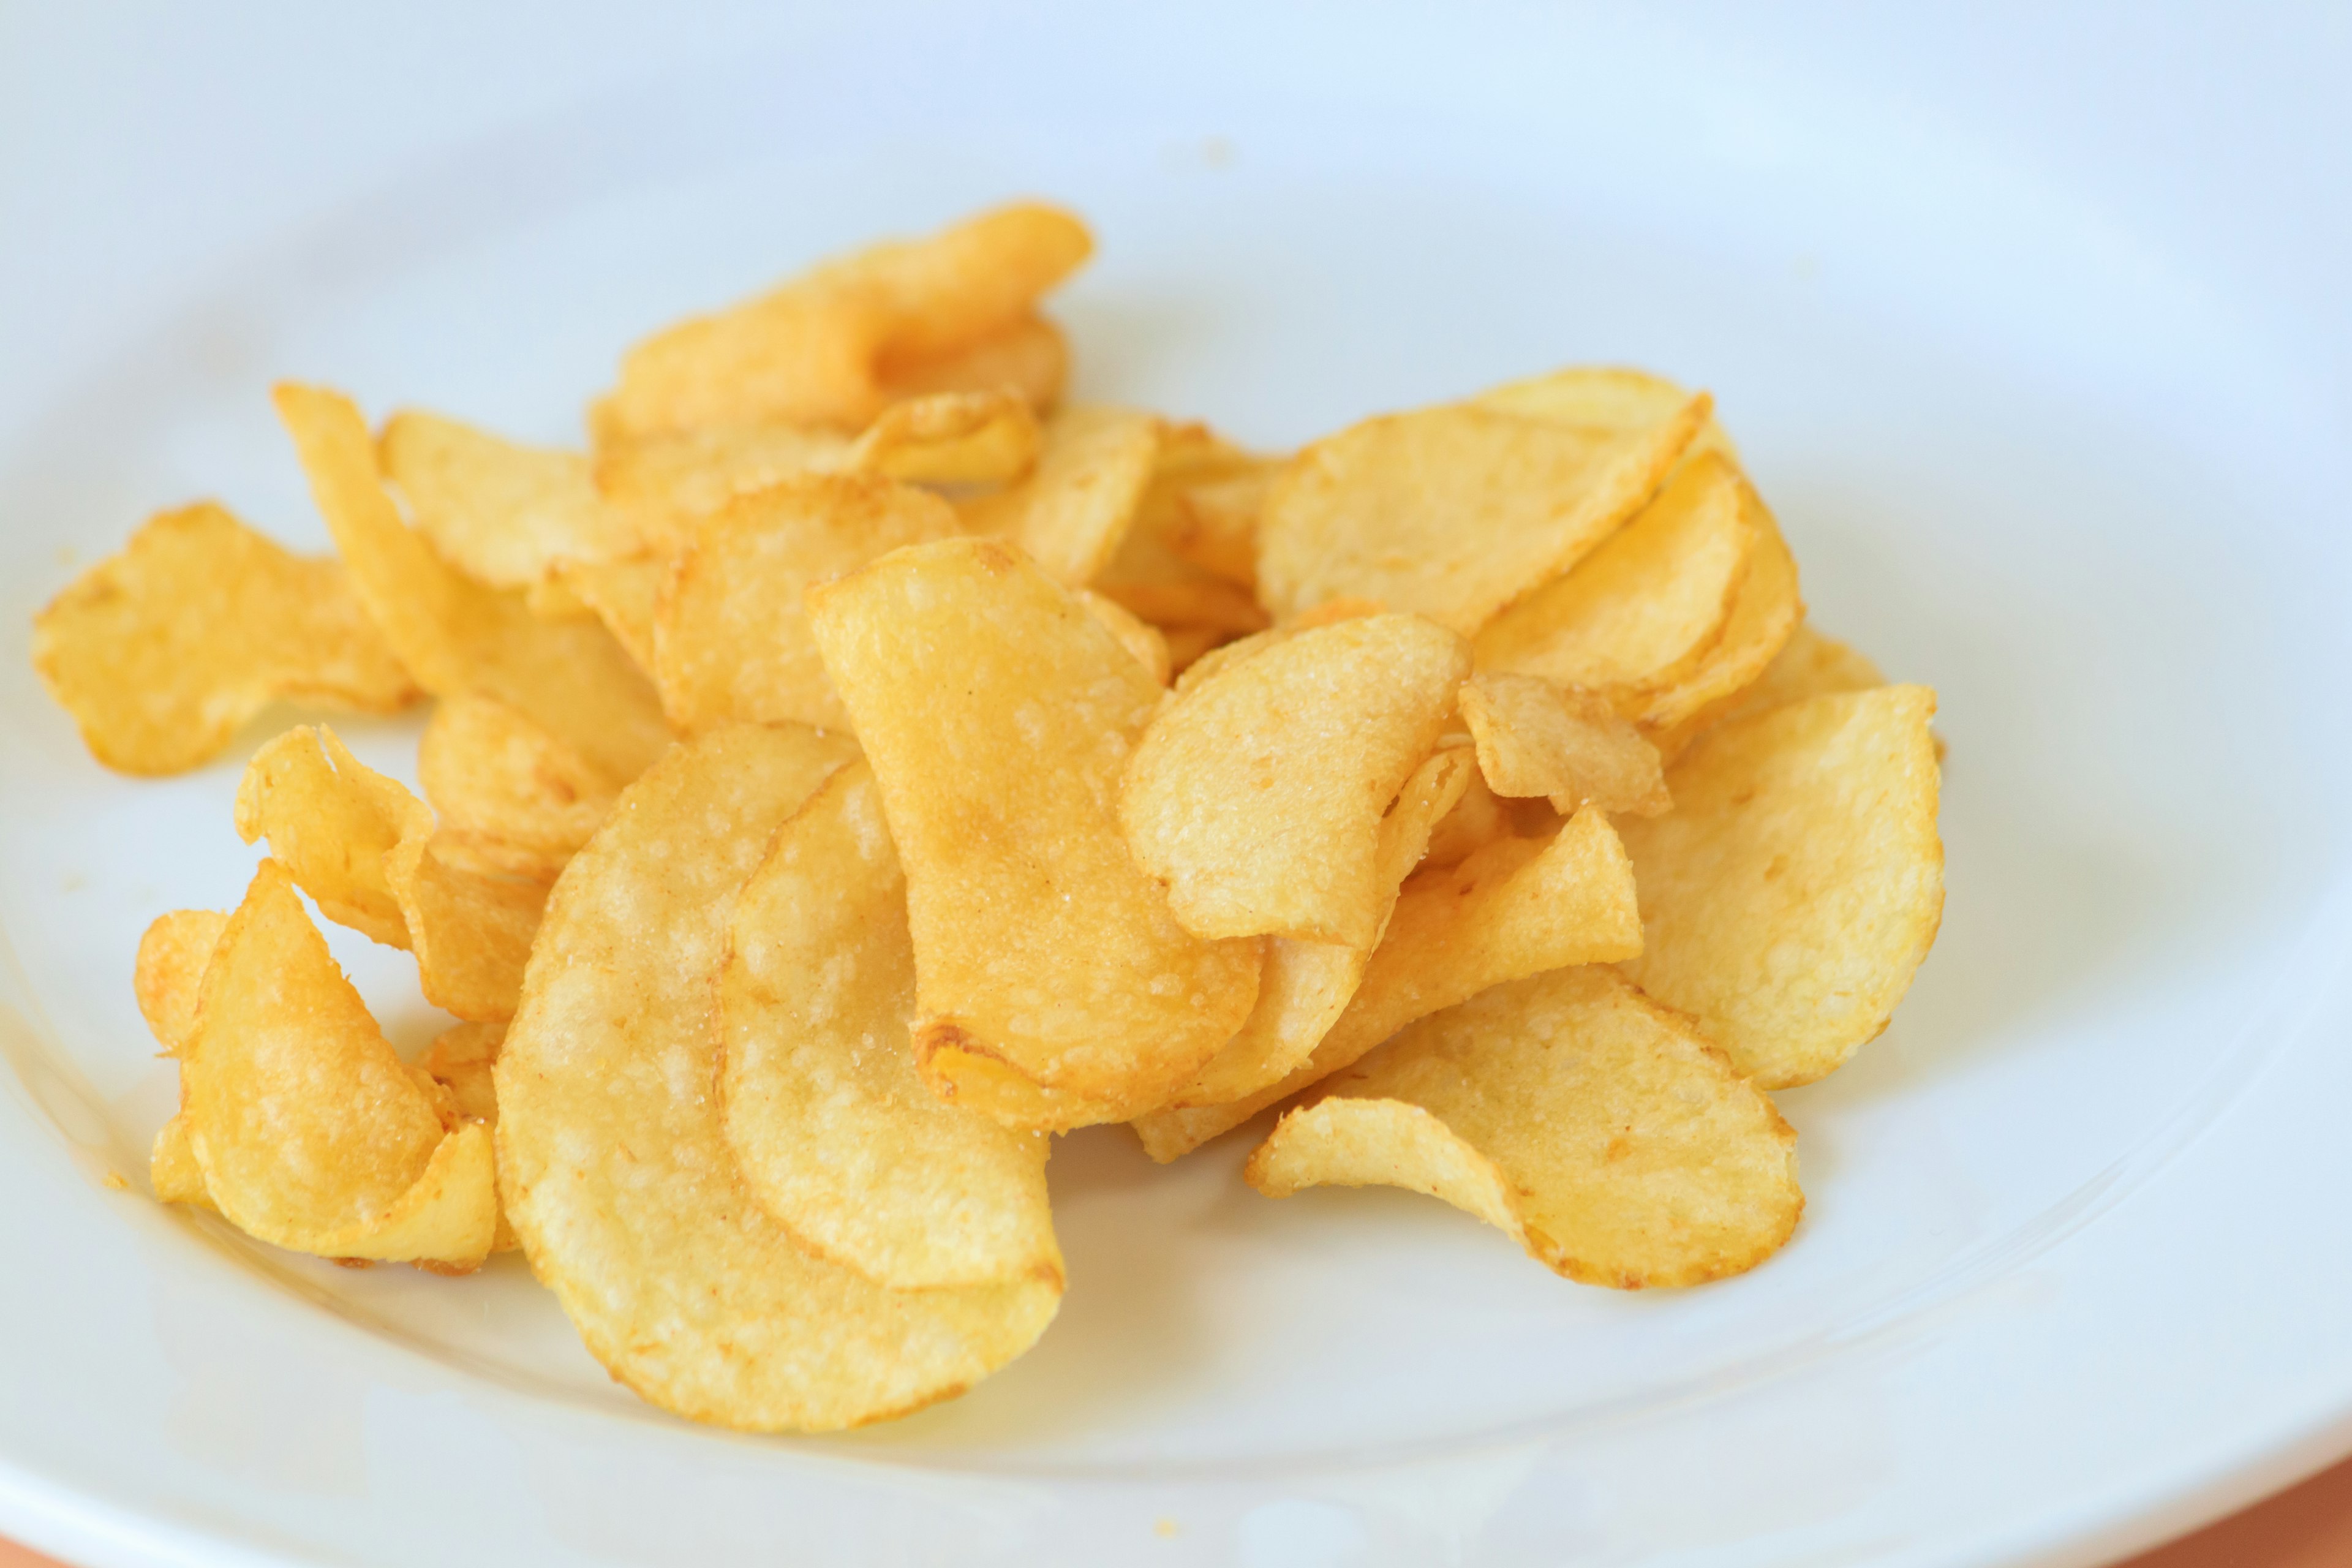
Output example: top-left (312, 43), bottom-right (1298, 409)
top-left (175, 859), bottom-right (497, 1269)
top-left (418, 695), bottom-right (621, 878)
top-left (496, 723), bottom-right (1058, 1431)
top-left (877, 311), bottom-right (1069, 412)
top-left (1246, 966), bottom-right (1801, 1288)
top-left (31, 502), bottom-right (420, 775)
top-left (149, 1112), bottom-right (211, 1208)
top-left (236, 726), bottom-right (549, 1022)
top-left (276, 383), bottom-right (670, 782)
top-left (722, 762), bottom-right (1060, 1291)
top-left (1120, 613), bottom-right (1470, 945)
top-left (419, 1021), bottom-right (516, 1252)
top-left (1133, 807), bottom-right (1642, 1161)
top-left (135, 910), bottom-right (227, 1057)
top-left (846, 388), bottom-right (1041, 486)
top-left (1422, 764), bottom-right (1513, 869)
top-left (962, 406), bottom-right (1163, 585)
top-left (1092, 531), bottom-right (1272, 638)
top-left (1630, 478), bottom-right (1804, 755)
top-left (1458, 672), bottom-right (1670, 817)
top-left (1711, 622), bottom-right (1885, 730)
top-left (1077, 590), bottom-right (1172, 685)
top-left (1255, 386), bottom-right (1708, 633)
top-left (1474, 365), bottom-right (1739, 469)
top-left (653, 474), bottom-right (962, 734)
top-left (1618, 687), bottom-right (1943, 1087)
top-left (594, 203), bottom-right (1091, 442)
top-left (380, 412), bottom-right (641, 590)
top-left (808, 538), bottom-right (1261, 1128)
top-left (549, 554), bottom-right (664, 673)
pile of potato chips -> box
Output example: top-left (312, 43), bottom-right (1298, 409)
top-left (34, 202), bottom-right (1943, 1432)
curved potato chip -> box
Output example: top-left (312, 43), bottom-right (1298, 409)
top-left (31, 502), bottom-right (420, 775)
top-left (1632, 478), bottom-right (1804, 755)
top-left (1077, 590), bottom-right (1172, 685)
top-left (1711, 622), bottom-right (1885, 731)
top-left (877, 311), bottom-right (1069, 412)
top-left (496, 723), bottom-right (1058, 1431)
top-left (149, 1113), bottom-right (211, 1208)
top-left (1458, 672), bottom-right (1670, 817)
top-left (652, 473), bottom-right (961, 735)
top-left (380, 412), bottom-right (639, 590)
top-left (1121, 614), bottom-right (1469, 946)
top-left (1133, 808), bottom-right (1642, 1161)
top-left (962, 406), bottom-right (1163, 585)
top-left (808, 538), bottom-right (1261, 1126)
top-left (1618, 686), bottom-right (1943, 1087)
top-left (722, 763), bottom-right (1061, 1291)
top-left (418, 695), bottom-right (620, 878)
top-left (179, 859), bottom-right (496, 1269)
top-left (1474, 366), bottom-right (1740, 469)
top-left (1422, 762), bottom-right (1513, 869)
top-left (549, 554), bottom-right (663, 673)
top-left (135, 910), bottom-right (227, 1057)
top-left (1256, 388), bottom-right (1708, 634)
top-left (846, 388), bottom-right (1041, 486)
top-left (420, 1022), bottom-right (516, 1253)
top-left (1246, 966), bottom-right (1802, 1288)
top-left (594, 423), bottom-right (855, 554)
top-left (275, 383), bottom-right (671, 782)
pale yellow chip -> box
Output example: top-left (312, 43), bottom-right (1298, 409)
top-left (808, 538), bottom-right (1261, 1127)
top-left (962, 406), bottom-right (1163, 585)
top-left (1711, 622), bottom-right (1886, 730)
top-left (1630, 477), bottom-right (1804, 753)
top-left (1091, 528), bottom-right (1272, 638)
top-left (1422, 763), bottom-right (1513, 869)
top-left (1120, 421), bottom-right (1276, 589)
top-left (135, 910), bottom-right (227, 1057)
top-left (1120, 613), bottom-right (1471, 946)
top-left (1618, 687), bottom-right (1943, 1087)
top-left (275, 383), bottom-right (671, 782)
top-left (653, 473), bottom-right (962, 734)
top-left (1254, 385), bottom-right (1709, 633)
top-left (379, 411), bottom-right (640, 590)
top-left (175, 859), bottom-right (497, 1269)
top-left (1458, 671), bottom-right (1670, 817)
top-left (1474, 365), bottom-right (1740, 469)
top-left (418, 695), bottom-right (620, 878)
top-left (594, 423), bottom-right (856, 555)
top-left (1246, 966), bottom-right (1801, 1288)
top-left (31, 502), bottom-right (420, 775)
top-left (549, 554), bottom-right (665, 674)
top-left (1133, 807), bottom-right (1642, 1160)
top-left (496, 723), bottom-right (1058, 1431)
top-left (594, 203), bottom-right (1091, 442)
top-left (721, 762), bottom-right (1061, 1291)
top-left (876, 311), bottom-right (1069, 412)
top-left (149, 1112), bottom-right (211, 1208)
top-left (845, 388), bottom-right (1041, 486)
top-left (418, 1021), bottom-right (516, 1253)
top-left (1077, 590), bottom-right (1173, 685)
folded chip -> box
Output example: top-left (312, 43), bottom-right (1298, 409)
top-left (418, 1021), bottom-right (516, 1253)
top-left (962, 405), bottom-right (1164, 585)
top-left (380, 411), bottom-right (641, 592)
top-left (1457, 671), bottom-right (1670, 817)
top-left (31, 502), bottom-right (420, 775)
top-left (134, 909), bottom-right (228, 1058)
top-left (1245, 966), bottom-right (1803, 1288)
top-left (418, 695), bottom-right (622, 880)
top-left (1624, 474), bottom-right (1804, 756)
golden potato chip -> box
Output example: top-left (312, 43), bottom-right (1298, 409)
top-left (135, 910), bottom-right (227, 1057)
top-left (418, 695), bottom-right (620, 878)
top-left (1618, 687), bottom-right (1943, 1088)
top-left (594, 423), bottom-right (854, 554)
top-left (31, 502), bottom-right (420, 775)
top-left (149, 1112), bottom-right (210, 1208)
top-left (1121, 613), bottom-right (1469, 946)
top-left (1422, 763), bottom-right (1513, 869)
top-left (419, 1021), bottom-right (516, 1252)
top-left (275, 383), bottom-right (671, 782)
top-left (807, 538), bottom-right (1261, 1127)
top-left (594, 203), bottom-right (1091, 442)
top-left (1475, 365), bottom-right (1739, 469)
top-left (1246, 966), bottom-right (1801, 1287)
top-left (379, 411), bottom-right (639, 590)
top-left (877, 311), bottom-right (1069, 411)
top-left (1077, 590), bottom-right (1172, 685)
top-left (549, 554), bottom-right (663, 673)
top-left (1118, 421), bottom-right (1276, 589)
top-left (721, 762), bottom-right (1060, 1291)
top-left (1473, 451), bottom-right (1753, 697)
top-left (1255, 387), bottom-right (1709, 633)
top-left (845, 388), bottom-right (1041, 486)
top-left (652, 474), bottom-right (962, 734)
top-left (1629, 478), bottom-right (1804, 752)
top-left (962, 406), bottom-right (1163, 585)
top-left (1711, 622), bottom-right (1885, 730)
top-left (176, 859), bottom-right (497, 1269)
top-left (496, 723), bottom-right (1058, 1431)
top-left (1133, 808), bottom-right (1642, 1161)
top-left (1458, 672), bottom-right (1670, 817)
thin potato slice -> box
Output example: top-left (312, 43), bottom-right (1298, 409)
top-left (652, 474), bottom-right (962, 734)
top-left (496, 723), bottom-right (1058, 1431)
top-left (419, 1022), bottom-right (516, 1252)
top-left (845, 388), bottom-right (1041, 486)
top-left (962, 406), bottom-right (1163, 586)
top-left (1474, 365), bottom-right (1740, 470)
top-left (32, 502), bottom-right (420, 775)
top-left (808, 538), bottom-right (1261, 1126)
top-left (722, 763), bottom-right (1060, 1291)
top-left (379, 412), bottom-right (639, 590)
top-left (1458, 672), bottom-right (1669, 817)
top-left (877, 311), bottom-right (1069, 411)
top-left (1618, 687), bottom-right (1943, 1087)
top-left (135, 910), bottom-right (227, 1057)
top-left (1255, 390), bottom-right (1709, 633)
top-left (1092, 528), bottom-right (1271, 638)
top-left (1133, 807), bottom-right (1642, 1161)
top-left (1121, 421), bottom-right (1276, 589)
top-left (1120, 614), bottom-right (1471, 945)
top-left (149, 1114), bottom-right (211, 1207)
top-left (275, 383), bottom-right (671, 782)
top-left (418, 695), bottom-right (621, 878)
top-left (1246, 967), bottom-right (1802, 1288)
top-left (1077, 590), bottom-right (1172, 685)
top-left (177, 859), bottom-right (497, 1270)
top-left (1632, 479), bottom-right (1804, 755)
top-left (1711, 622), bottom-right (1885, 730)
top-left (551, 554), bottom-right (664, 673)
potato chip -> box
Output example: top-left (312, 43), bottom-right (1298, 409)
top-left (652, 473), bottom-right (962, 734)
top-left (876, 311), bottom-right (1069, 411)
top-left (807, 538), bottom-right (1261, 1127)
top-left (1158, 624), bottom-right (1232, 676)
top-left (1246, 966), bottom-right (1802, 1287)
top-left (379, 411), bottom-right (639, 590)
top-left (1458, 671), bottom-right (1670, 817)
top-left (594, 423), bottom-right (854, 555)
top-left (134, 910), bottom-right (227, 1057)
top-left (1618, 687), bottom-right (1943, 1087)
top-left (496, 723), bottom-right (1057, 1430)
top-left (419, 1021), bottom-right (516, 1252)
top-left (722, 762), bottom-right (1060, 1291)
top-left (1255, 386), bottom-right (1709, 633)
top-left (1120, 613), bottom-right (1470, 945)
top-left (1133, 807), bottom-right (1642, 1161)
top-left (549, 554), bottom-right (664, 673)
top-left (1422, 763), bottom-right (1513, 869)
top-left (1627, 478), bottom-right (1804, 753)
top-left (149, 1113), bottom-right (211, 1208)
top-left (1474, 365), bottom-right (1739, 469)
top-left (1118, 422), bottom-right (1276, 588)
top-left (31, 502), bottom-right (420, 775)
top-left (1077, 590), bottom-right (1172, 685)
top-left (418, 695), bottom-right (620, 878)
top-left (962, 406), bottom-right (1163, 585)
top-left (275, 383), bottom-right (671, 782)
top-left (1711, 622), bottom-right (1885, 730)
top-left (176, 859), bottom-right (497, 1269)
top-left (593, 203), bottom-right (1091, 442)
top-left (845, 388), bottom-right (1041, 486)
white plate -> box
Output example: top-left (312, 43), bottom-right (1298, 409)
top-left (5, 5), bottom-right (2350, 1565)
